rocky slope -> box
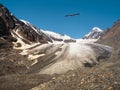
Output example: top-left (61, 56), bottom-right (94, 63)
top-left (0, 3), bottom-right (119, 90)
top-left (97, 19), bottom-right (120, 78)
top-left (98, 20), bottom-right (120, 48)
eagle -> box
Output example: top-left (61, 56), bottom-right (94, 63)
top-left (65, 13), bottom-right (80, 17)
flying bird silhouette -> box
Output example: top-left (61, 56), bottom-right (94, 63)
top-left (65, 13), bottom-right (80, 17)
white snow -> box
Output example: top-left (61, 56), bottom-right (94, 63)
top-left (20, 19), bottom-right (31, 26)
top-left (92, 27), bottom-right (103, 32)
top-left (28, 54), bottom-right (45, 60)
top-left (76, 39), bottom-right (98, 43)
top-left (42, 30), bottom-right (72, 40)
top-left (39, 42), bottom-right (112, 74)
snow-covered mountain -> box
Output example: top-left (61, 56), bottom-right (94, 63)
top-left (83, 27), bottom-right (104, 39)
top-left (0, 4), bottom-right (112, 74)
top-left (20, 20), bottom-right (76, 43)
top-left (42, 30), bottom-right (75, 42)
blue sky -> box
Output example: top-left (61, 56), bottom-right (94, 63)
top-left (0, 0), bottom-right (120, 38)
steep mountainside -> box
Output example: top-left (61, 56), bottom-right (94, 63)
top-left (98, 20), bottom-right (120, 48)
top-left (97, 20), bottom-right (120, 75)
top-left (97, 20), bottom-right (120, 63)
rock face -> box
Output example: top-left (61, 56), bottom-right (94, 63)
top-left (0, 4), bottom-right (15, 36)
top-left (83, 27), bottom-right (104, 39)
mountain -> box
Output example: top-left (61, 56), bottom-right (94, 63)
top-left (42, 30), bottom-right (76, 43)
top-left (83, 27), bottom-right (104, 39)
top-left (20, 20), bottom-right (76, 43)
top-left (0, 4), bottom-right (53, 45)
top-left (1, 4), bottom-right (119, 90)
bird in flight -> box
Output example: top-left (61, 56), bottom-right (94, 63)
top-left (65, 13), bottom-right (80, 17)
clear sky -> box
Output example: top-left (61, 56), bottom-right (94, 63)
top-left (0, 0), bottom-right (120, 38)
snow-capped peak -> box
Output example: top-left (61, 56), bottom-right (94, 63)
top-left (92, 27), bottom-right (103, 32)
top-left (83, 27), bottom-right (104, 39)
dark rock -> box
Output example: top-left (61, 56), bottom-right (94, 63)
top-left (64, 39), bottom-right (76, 43)
top-left (0, 3), bottom-right (52, 44)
